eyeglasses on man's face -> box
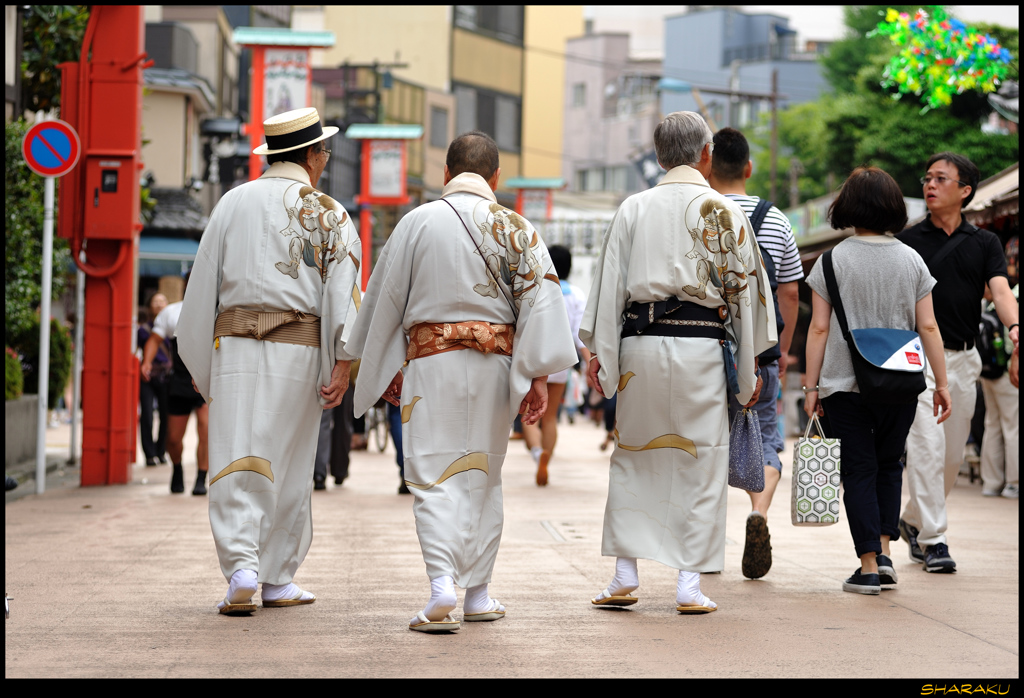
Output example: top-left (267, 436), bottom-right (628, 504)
top-left (920, 175), bottom-right (965, 187)
top-left (322, 148), bottom-right (331, 162)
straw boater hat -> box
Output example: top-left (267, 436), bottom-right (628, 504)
top-left (252, 107), bottom-right (339, 155)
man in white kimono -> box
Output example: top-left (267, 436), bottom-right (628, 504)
top-left (581, 112), bottom-right (776, 614)
top-left (177, 108), bottom-right (361, 615)
top-left (344, 131), bottom-right (577, 632)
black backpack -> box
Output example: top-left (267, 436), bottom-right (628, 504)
top-left (749, 199), bottom-right (784, 365)
top-left (977, 309), bottom-right (1007, 380)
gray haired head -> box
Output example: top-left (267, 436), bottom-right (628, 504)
top-left (654, 111), bottom-right (713, 170)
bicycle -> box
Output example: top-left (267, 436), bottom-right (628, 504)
top-left (365, 398), bottom-right (389, 453)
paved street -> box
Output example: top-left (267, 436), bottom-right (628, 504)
top-left (4, 412), bottom-right (1019, 678)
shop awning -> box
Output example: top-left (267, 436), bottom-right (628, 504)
top-left (137, 236), bottom-right (199, 278)
top-left (964, 163), bottom-right (1019, 227)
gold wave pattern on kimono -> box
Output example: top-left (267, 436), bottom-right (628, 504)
top-left (614, 433), bottom-right (698, 459)
top-left (404, 452), bottom-right (489, 490)
top-left (401, 396), bottom-right (422, 424)
top-left (618, 371), bottom-right (636, 392)
top-left (209, 456), bottom-right (274, 486)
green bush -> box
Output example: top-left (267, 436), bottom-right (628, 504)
top-left (6, 346), bottom-right (24, 401)
top-left (10, 317), bottom-right (73, 407)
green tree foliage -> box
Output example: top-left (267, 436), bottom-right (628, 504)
top-left (6, 347), bottom-right (25, 401)
top-left (20, 5), bottom-right (91, 113)
top-left (9, 317), bottom-right (74, 407)
top-left (746, 6), bottom-right (1018, 208)
top-left (5, 120), bottom-right (72, 349)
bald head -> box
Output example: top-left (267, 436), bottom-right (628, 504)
top-left (446, 131), bottom-right (500, 180)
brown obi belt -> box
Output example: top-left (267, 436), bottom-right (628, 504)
top-left (406, 321), bottom-right (514, 361)
top-left (621, 299), bottom-right (726, 340)
top-left (214, 307), bottom-right (320, 347)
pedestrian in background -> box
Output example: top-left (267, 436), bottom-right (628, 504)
top-left (709, 127), bottom-right (803, 581)
top-left (521, 244), bottom-right (591, 486)
top-left (979, 279), bottom-right (1018, 499)
top-left (896, 152), bottom-right (1019, 573)
top-left (804, 166), bottom-right (951, 595)
top-left (138, 292), bottom-right (170, 467)
top-left (141, 289), bottom-right (209, 496)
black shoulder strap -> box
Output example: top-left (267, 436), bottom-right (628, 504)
top-left (441, 197), bottom-right (518, 321)
top-left (923, 229), bottom-right (971, 275)
top-left (749, 198), bottom-right (773, 235)
top-left (822, 250), bottom-right (852, 342)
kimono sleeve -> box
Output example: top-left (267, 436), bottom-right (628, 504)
top-left (176, 212), bottom-right (224, 402)
top-left (317, 202), bottom-right (361, 406)
top-left (344, 221), bottom-right (413, 418)
top-left (579, 204), bottom-right (632, 398)
top-left (723, 202), bottom-right (777, 405)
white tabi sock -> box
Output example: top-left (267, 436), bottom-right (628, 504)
top-left (594, 556), bottom-right (639, 601)
top-left (530, 446), bottom-right (543, 464)
top-left (413, 575), bottom-right (457, 624)
top-left (677, 570), bottom-right (716, 609)
top-left (217, 569), bottom-right (258, 609)
top-left (464, 583), bottom-right (504, 615)
top-left (261, 582), bottom-right (315, 603)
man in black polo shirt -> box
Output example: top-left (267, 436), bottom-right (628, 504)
top-left (897, 152), bottom-right (1019, 574)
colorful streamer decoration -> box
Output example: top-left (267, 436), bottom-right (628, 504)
top-left (870, 7), bottom-right (1013, 112)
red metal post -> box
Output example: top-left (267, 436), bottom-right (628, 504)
top-left (58, 5), bottom-right (146, 486)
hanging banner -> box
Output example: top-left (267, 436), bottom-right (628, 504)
top-left (368, 140), bottom-right (405, 200)
top-left (520, 189), bottom-right (549, 222)
top-left (264, 48), bottom-right (309, 118)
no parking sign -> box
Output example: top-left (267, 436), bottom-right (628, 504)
top-left (22, 119), bottom-right (81, 177)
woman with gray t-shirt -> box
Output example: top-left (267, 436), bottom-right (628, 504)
top-left (803, 167), bottom-right (951, 596)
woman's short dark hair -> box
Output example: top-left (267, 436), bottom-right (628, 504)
top-left (548, 244), bottom-right (572, 280)
top-left (828, 166), bottom-right (907, 234)
top-left (267, 140), bottom-right (323, 167)
top-left (926, 151), bottom-right (980, 208)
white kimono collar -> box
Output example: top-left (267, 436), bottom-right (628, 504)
top-left (656, 165), bottom-right (710, 188)
top-left (441, 172), bottom-right (497, 203)
top-left (259, 161), bottom-right (312, 186)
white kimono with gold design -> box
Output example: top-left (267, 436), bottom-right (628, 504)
top-left (344, 173), bottom-right (577, 587)
top-left (579, 165), bottom-right (776, 572)
top-left (177, 162), bottom-right (361, 585)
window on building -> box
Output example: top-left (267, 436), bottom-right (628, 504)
top-left (453, 5), bottom-right (524, 45)
top-left (572, 83), bottom-right (586, 108)
top-left (453, 83), bottom-right (521, 152)
top-left (430, 106), bottom-right (449, 149)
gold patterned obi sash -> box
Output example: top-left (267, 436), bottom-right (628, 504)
top-left (214, 307), bottom-right (320, 347)
top-left (406, 321), bottom-right (514, 361)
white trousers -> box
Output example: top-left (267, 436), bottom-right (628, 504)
top-left (980, 373), bottom-right (1019, 492)
top-left (902, 348), bottom-right (981, 548)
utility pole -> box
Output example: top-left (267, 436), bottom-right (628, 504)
top-left (729, 59), bottom-right (740, 127)
top-left (770, 69), bottom-right (778, 204)
top-left (789, 157), bottom-right (803, 208)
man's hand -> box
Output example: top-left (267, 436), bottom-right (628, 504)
top-left (1010, 324), bottom-right (1020, 352)
top-left (743, 372), bottom-right (764, 409)
top-left (320, 360), bottom-right (351, 409)
top-left (519, 376), bottom-right (548, 426)
top-left (141, 361), bottom-right (152, 382)
top-left (1009, 347), bottom-right (1019, 389)
top-left (382, 370), bottom-right (403, 406)
top-left (587, 356), bottom-right (605, 398)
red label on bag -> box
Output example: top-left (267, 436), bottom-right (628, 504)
top-left (905, 352), bottom-right (922, 366)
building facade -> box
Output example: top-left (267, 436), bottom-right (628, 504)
top-left (661, 7), bottom-right (828, 126)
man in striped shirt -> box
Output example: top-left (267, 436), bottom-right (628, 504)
top-left (710, 127), bottom-right (803, 580)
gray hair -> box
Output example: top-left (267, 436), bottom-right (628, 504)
top-left (654, 111), bottom-right (713, 169)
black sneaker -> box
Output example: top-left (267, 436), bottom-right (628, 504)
top-left (170, 463), bottom-right (185, 494)
top-left (898, 518), bottom-right (924, 564)
top-left (742, 512), bottom-right (772, 579)
top-left (923, 543), bottom-right (956, 573)
top-left (313, 478), bottom-right (326, 491)
top-left (192, 470), bottom-right (207, 496)
top-left (842, 568), bottom-right (881, 595)
top-left (876, 554), bottom-right (897, 585)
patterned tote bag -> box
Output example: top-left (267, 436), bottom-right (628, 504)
top-left (791, 414), bottom-right (841, 526)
